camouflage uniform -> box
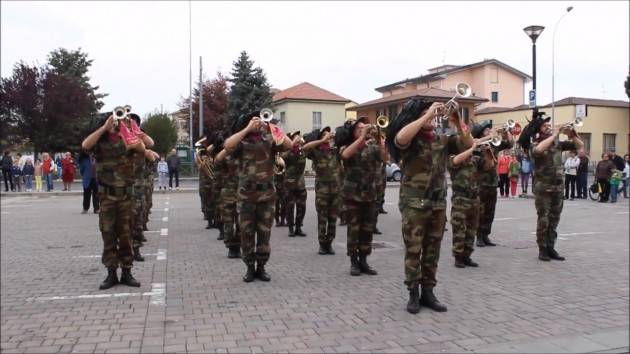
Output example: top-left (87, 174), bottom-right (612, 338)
top-left (337, 162), bottom-right (347, 224)
top-left (530, 139), bottom-right (576, 250)
top-left (92, 136), bottom-right (135, 269)
top-left (448, 154), bottom-right (485, 258)
top-left (198, 157), bottom-right (212, 220)
top-left (236, 131), bottom-right (285, 267)
top-left (274, 167), bottom-right (287, 225)
top-left (283, 147), bottom-right (307, 230)
top-left (398, 134), bottom-right (461, 290)
top-left (211, 157), bottom-right (224, 229)
top-left (477, 141), bottom-right (513, 242)
top-left (143, 158), bottom-right (155, 230)
top-left (373, 160), bottom-right (386, 230)
top-left (221, 154), bottom-right (240, 248)
top-left (130, 151), bottom-right (146, 249)
top-left (342, 143), bottom-right (381, 256)
top-left (306, 145), bottom-right (340, 246)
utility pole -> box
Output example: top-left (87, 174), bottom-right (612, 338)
top-left (199, 56), bottom-right (203, 138)
top-left (188, 0), bottom-right (193, 153)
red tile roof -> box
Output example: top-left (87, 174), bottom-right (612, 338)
top-left (348, 87), bottom-right (488, 111)
top-left (273, 82), bottom-right (350, 103)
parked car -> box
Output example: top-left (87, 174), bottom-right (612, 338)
top-left (386, 162), bottom-right (402, 182)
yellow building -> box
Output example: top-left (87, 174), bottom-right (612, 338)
top-left (476, 97), bottom-right (630, 161)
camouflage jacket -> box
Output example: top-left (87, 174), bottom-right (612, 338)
top-left (130, 151), bottom-right (146, 189)
top-left (341, 143), bottom-right (382, 202)
top-left (448, 154), bottom-right (485, 199)
top-left (92, 134), bottom-right (134, 189)
top-left (198, 156), bottom-right (213, 191)
top-left (530, 139), bottom-right (576, 192)
top-left (397, 133), bottom-right (461, 210)
top-left (478, 140), bottom-right (513, 188)
top-left (283, 146), bottom-right (306, 190)
top-left (211, 157), bottom-right (224, 194)
top-left (237, 130), bottom-right (287, 202)
top-left (220, 154), bottom-right (239, 203)
top-left (306, 145), bottom-right (340, 194)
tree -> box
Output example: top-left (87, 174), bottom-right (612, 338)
top-left (225, 51), bottom-right (273, 128)
top-left (141, 113), bottom-right (178, 157)
top-left (177, 72), bottom-right (229, 142)
top-left (625, 73), bottom-right (630, 98)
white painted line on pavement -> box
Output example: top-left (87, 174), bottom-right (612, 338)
top-left (160, 228), bottom-right (168, 236)
top-left (145, 230), bottom-right (160, 233)
top-left (494, 217), bottom-right (521, 221)
top-left (162, 217), bottom-right (168, 222)
top-left (164, 208), bottom-right (169, 212)
top-left (74, 253), bottom-right (162, 258)
top-left (534, 231), bottom-right (604, 237)
top-left (26, 282), bottom-right (166, 303)
top-left (615, 211), bottom-right (629, 214)
top-left (156, 249), bottom-right (167, 260)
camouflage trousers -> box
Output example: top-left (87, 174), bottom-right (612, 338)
top-left (286, 188), bottom-right (307, 227)
top-left (238, 199), bottom-right (275, 266)
top-left (534, 186), bottom-right (564, 249)
top-left (211, 188), bottom-right (221, 223)
top-left (450, 195), bottom-right (480, 257)
top-left (400, 200), bottom-right (446, 289)
top-left (144, 182), bottom-right (153, 226)
top-left (131, 185), bottom-right (145, 248)
top-left (275, 186), bottom-right (287, 222)
top-left (477, 186), bottom-right (497, 238)
top-left (221, 193), bottom-right (240, 248)
top-left (99, 194), bottom-right (134, 268)
top-left (315, 192), bottom-right (338, 244)
top-left (345, 200), bottom-right (375, 256)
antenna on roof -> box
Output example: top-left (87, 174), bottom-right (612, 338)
top-left (441, 50), bottom-right (446, 65)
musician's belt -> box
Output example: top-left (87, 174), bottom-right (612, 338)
top-left (451, 186), bottom-right (479, 199)
top-left (98, 182), bottom-right (133, 198)
top-left (400, 185), bottom-right (445, 201)
top-left (241, 181), bottom-right (273, 192)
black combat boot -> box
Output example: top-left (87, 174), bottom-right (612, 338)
top-left (142, 223), bottom-right (148, 231)
top-left (227, 246), bottom-right (241, 259)
top-left (548, 248), bottom-right (565, 261)
top-left (358, 254), bottom-right (378, 275)
top-left (327, 243), bottom-right (335, 255)
top-left (419, 286), bottom-right (447, 312)
top-left (217, 225), bottom-right (225, 241)
top-left (483, 235), bottom-right (496, 246)
top-left (295, 225), bottom-right (306, 236)
top-left (318, 243), bottom-right (328, 255)
top-left (243, 264), bottom-right (255, 282)
top-left (379, 202), bottom-right (388, 214)
top-left (464, 257), bottom-right (479, 267)
top-left (141, 235), bottom-right (148, 243)
top-left (288, 225), bottom-right (295, 237)
top-left (538, 247), bottom-right (551, 261)
top-left (99, 267), bottom-right (119, 290)
top-left (133, 246), bottom-right (145, 262)
top-left (120, 268), bottom-right (140, 287)
top-left (279, 218), bottom-right (287, 227)
top-left (350, 255), bottom-right (361, 276)
top-left (406, 286), bottom-right (420, 314)
top-left (373, 227), bottom-right (382, 235)
top-left (255, 263), bottom-right (271, 281)
top-left (205, 219), bottom-right (212, 229)
top-left (454, 256), bottom-right (466, 268)
top-left (476, 236), bottom-right (486, 247)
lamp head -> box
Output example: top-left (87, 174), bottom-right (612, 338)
top-left (567, 6), bottom-right (573, 12)
top-left (523, 25), bottom-right (545, 43)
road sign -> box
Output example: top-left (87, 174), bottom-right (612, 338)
top-left (529, 90), bottom-right (536, 106)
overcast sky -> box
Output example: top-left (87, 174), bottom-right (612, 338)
top-left (2, 1), bottom-right (628, 116)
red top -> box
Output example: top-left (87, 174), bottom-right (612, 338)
top-left (42, 158), bottom-right (53, 174)
top-left (497, 155), bottom-right (511, 174)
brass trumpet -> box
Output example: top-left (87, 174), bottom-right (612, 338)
top-left (437, 82), bottom-right (472, 121)
top-left (112, 106), bottom-right (127, 121)
top-left (561, 117), bottom-right (584, 129)
top-left (194, 136), bottom-right (213, 178)
top-left (376, 115), bottom-right (389, 129)
top-left (274, 153), bottom-right (285, 175)
top-left (496, 119), bottom-right (516, 133)
top-left (260, 108), bottom-right (274, 122)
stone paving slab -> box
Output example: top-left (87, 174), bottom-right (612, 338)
top-left (1, 189), bottom-right (628, 353)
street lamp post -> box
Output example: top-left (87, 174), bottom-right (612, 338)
top-left (523, 25), bottom-right (545, 119)
top-left (551, 6), bottom-right (574, 129)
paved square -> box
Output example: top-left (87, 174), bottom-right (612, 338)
top-left (1, 188), bottom-right (628, 353)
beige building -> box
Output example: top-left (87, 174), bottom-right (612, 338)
top-left (476, 97), bottom-right (630, 161)
top-left (272, 82), bottom-right (351, 171)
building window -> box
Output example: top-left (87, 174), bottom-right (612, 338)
top-left (312, 112), bottom-right (322, 130)
top-left (460, 107), bottom-right (470, 124)
top-left (603, 134), bottom-right (616, 153)
top-left (280, 112), bottom-right (286, 127)
top-left (580, 133), bottom-right (591, 155)
top-left (491, 91), bottom-right (499, 103)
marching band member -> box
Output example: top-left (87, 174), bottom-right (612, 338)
top-left (520, 113), bottom-right (583, 261)
top-left (474, 121), bottom-right (513, 247)
top-left (335, 117), bottom-right (388, 276)
top-left (214, 132), bottom-right (242, 259)
top-left (224, 112), bottom-right (292, 282)
top-left (387, 98), bottom-right (472, 314)
top-left (210, 134), bottom-right (225, 240)
top-left (195, 134), bottom-right (214, 229)
top-left (303, 127), bottom-right (340, 255)
top-left (274, 153), bottom-right (288, 227)
top-left (129, 114), bottom-right (153, 262)
top-left (283, 131), bottom-right (308, 237)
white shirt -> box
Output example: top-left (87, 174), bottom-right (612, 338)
top-left (564, 156), bottom-right (580, 176)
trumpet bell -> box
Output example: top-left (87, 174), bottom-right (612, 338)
top-left (455, 82), bottom-right (472, 98)
top-left (376, 115), bottom-right (389, 129)
top-left (506, 119), bottom-right (516, 129)
top-left (260, 108), bottom-right (274, 122)
top-left (491, 136), bottom-right (502, 146)
top-left (113, 106), bottom-right (127, 120)
top-left (124, 105), bottom-right (132, 113)
top-left (574, 118), bottom-right (583, 127)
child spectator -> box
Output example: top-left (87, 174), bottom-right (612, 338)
top-left (11, 159), bottom-right (23, 192)
top-left (610, 169), bottom-right (622, 203)
top-left (157, 157), bottom-right (168, 190)
top-left (34, 159), bottom-right (43, 192)
top-left (508, 152), bottom-right (520, 198)
top-left (22, 158), bottom-right (35, 192)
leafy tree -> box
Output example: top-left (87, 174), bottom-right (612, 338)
top-left (225, 51), bottom-right (273, 128)
top-left (177, 72), bottom-right (229, 142)
top-left (141, 112), bottom-right (178, 157)
top-left (625, 73), bottom-right (630, 98)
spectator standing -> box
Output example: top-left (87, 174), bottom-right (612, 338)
top-left (157, 156), bottom-right (168, 190)
top-left (22, 158), bottom-right (34, 192)
top-left (497, 150), bottom-right (510, 197)
top-left (11, 159), bottom-right (23, 192)
top-left (55, 155), bottom-right (63, 181)
top-left (34, 159), bottom-right (43, 192)
top-left (609, 148), bottom-right (625, 171)
top-left (508, 152), bottom-right (520, 198)
top-left (166, 149), bottom-right (180, 190)
top-left (622, 154), bottom-right (629, 198)
top-left (610, 169), bottom-right (622, 203)
top-left (79, 151), bottom-right (99, 214)
top-left (595, 153), bottom-right (615, 202)
top-left (576, 149), bottom-right (590, 199)
top-left (2, 151), bottom-right (14, 192)
top-left (564, 150), bottom-right (580, 200)
top-left (42, 152), bottom-right (55, 191)
top-left (520, 154), bottom-right (532, 195)
top-left (61, 151), bottom-right (76, 191)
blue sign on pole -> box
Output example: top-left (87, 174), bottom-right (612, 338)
top-left (529, 90), bottom-right (536, 106)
